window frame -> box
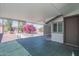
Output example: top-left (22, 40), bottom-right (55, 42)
top-left (53, 21), bottom-right (64, 33)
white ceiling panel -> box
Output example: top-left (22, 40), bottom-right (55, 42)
top-left (0, 3), bottom-right (79, 24)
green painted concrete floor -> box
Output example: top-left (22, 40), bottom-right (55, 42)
top-left (0, 36), bottom-right (79, 56)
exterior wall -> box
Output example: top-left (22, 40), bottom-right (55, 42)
top-left (44, 22), bottom-right (51, 36)
top-left (51, 16), bottom-right (64, 43)
top-left (51, 33), bottom-right (63, 43)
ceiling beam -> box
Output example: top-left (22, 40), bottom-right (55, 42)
top-left (45, 15), bottom-right (62, 24)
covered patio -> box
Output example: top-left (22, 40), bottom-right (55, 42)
top-left (0, 3), bottom-right (79, 56)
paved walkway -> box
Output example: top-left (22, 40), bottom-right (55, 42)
top-left (1, 32), bottom-right (43, 43)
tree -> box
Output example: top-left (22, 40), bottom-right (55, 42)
top-left (23, 24), bottom-right (36, 34)
top-left (4, 20), bottom-right (12, 32)
top-left (18, 22), bottom-right (24, 32)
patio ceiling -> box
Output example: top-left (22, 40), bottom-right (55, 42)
top-left (0, 3), bottom-right (79, 24)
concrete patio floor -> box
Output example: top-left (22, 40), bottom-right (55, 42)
top-left (0, 36), bottom-right (79, 56)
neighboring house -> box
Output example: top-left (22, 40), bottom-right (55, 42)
top-left (44, 14), bottom-right (79, 48)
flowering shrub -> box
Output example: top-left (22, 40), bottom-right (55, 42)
top-left (23, 24), bottom-right (36, 34)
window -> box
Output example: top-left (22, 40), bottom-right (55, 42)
top-left (58, 22), bottom-right (63, 32)
top-left (53, 23), bottom-right (57, 32)
top-left (53, 22), bottom-right (63, 33)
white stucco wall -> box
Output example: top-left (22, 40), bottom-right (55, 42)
top-left (51, 16), bottom-right (64, 43)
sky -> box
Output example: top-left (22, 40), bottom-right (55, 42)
top-left (12, 21), bottom-right (18, 27)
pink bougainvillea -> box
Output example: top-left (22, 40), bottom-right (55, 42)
top-left (23, 24), bottom-right (36, 33)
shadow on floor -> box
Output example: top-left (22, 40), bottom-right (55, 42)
top-left (16, 36), bottom-right (73, 56)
